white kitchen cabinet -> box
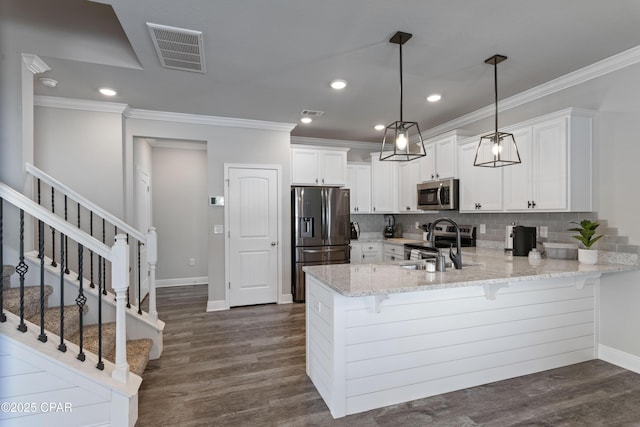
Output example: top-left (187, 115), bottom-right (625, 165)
top-left (419, 131), bottom-right (473, 182)
top-left (350, 243), bottom-right (362, 264)
top-left (291, 146), bottom-right (348, 186)
top-left (346, 163), bottom-right (371, 213)
top-left (458, 138), bottom-right (503, 212)
top-left (397, 160), bottom-right (421, 212)
top-left (370, 154), bottom-right (397, 213)
top-left (503, 110), bottom-right (593, 212)
top-left (351, 241), bottom-right (382, 264)
top-left (383, 242), bottom-right (404, 262)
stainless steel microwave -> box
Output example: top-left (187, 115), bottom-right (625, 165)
top-left (417, 178), bottom-right (459, 210)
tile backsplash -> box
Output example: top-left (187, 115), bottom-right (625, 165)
top-left (351, 211), bottom-right (640, 257)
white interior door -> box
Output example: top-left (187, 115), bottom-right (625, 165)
top-left (228, 167), bottom-right (279, 307)
top-left (136, 169), bottom-right (151, 304)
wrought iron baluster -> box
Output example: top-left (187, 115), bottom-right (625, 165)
top-left (137, 240), bottom-right (142, 314)
top-left (76, 202), bottom-right (81, 281)
top-left (16, 210), bottom-right (28, 332)
top-left (64, 195), bottom-right (69, 274)
top-left (50, 188), bottom-right (57, 267)
top-left (102, 218), bottom-right (107, 296)
top-left (76, 243), bottom-right (86, 361)
top-left (37, 179), bottom-right (41, 259)
top-left (38, 220), bottom-right (47, 343)
top-left (96, 255), bottom-right (104, 370)
top-left (0, 197), bottom-right (5, 323)
top-left (89, 212), bottom-right (95, 288)
top-left (58, 232), bottom-right (66, 352)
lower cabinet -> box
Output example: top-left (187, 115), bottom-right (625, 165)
top-left (383, 242), bottom-right (404, 262)
top-left (351, 242), bottom-right (382, 264)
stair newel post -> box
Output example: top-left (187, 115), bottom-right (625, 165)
top-left (17, 209), bottom-right (28, 332)
top-left (63, 195), bottom-right (69, 274)
top-left (36, 179), bottom-right (41, 259)
top-left (76, 243), bottom-right (86, 362)
top-left (136, 239), bottom-right (140, 314)
top-left (38, 220), bottom-right (47, 343)
top-left (147, 227), bottom-right (158, 322)
top-left (102, 218), bottom-right (107, 296)
top-left (96, 255), bottom-right (104, 370)
top-left (111, 234), bottom-right (130, 383)
top-left (58, 232), bottom-right (67, 352)
top-left (50, 187), bottom-right (57, 267)
top-left (76, 202), bottom-right (81, 281)
top-left (89, 211), bottom-right (94, 288)
top-left (0, 197), bottom-right (5, 323)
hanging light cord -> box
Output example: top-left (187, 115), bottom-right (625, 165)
top-left (398, 34), bottom-right (404, 123)
top-left (493, 57), bottom-right (498, 136)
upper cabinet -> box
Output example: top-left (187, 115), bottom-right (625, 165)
top-left (419, 131), bottom-right (473, 182)
top-left (458, 139), bottom-right (504, 211)
top-left (370, 153), bottom-right (398, 213)
top-left (397, 160), bottom-right (421, 212)
top-left (347, 163), bottom-right (371, 213)
top-left (291, 146), bottom-right (349, 186)
top-left (459, 108), bottom-right (593, 213)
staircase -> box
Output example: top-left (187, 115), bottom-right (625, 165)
top-left (0, 165), bottom-right (164, 427)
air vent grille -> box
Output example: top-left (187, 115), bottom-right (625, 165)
top-left (147, 23), bottom-right (206, 73)
top-left (301, 110), bottom-right (325, 117)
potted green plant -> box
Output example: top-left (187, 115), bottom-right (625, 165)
top-left (568, 219), bottom-right (603, 264)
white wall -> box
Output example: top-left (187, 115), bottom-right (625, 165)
top-left (151, 144), bottom-right (208, 282)
top-left (34, 107), bottom-right (125, 217)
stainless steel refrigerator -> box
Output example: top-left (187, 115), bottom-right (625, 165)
top-left (292, 186), bottom-right (350, 302)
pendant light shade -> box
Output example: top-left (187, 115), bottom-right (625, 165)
top-left (380, 31), bottom-right (426, 162)
top-left (474, 55), bottom-right (521, 168)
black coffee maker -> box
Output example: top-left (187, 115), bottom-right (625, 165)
top-left (513, 226), bottom-right (537, 256)
top-left (384, 215), bottom-right (395, 238)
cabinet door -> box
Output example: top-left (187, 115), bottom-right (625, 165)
top-left (291, 149), bottom-right (320, 185)
top-left (320, 151), bottom-right (347, 186)
top-left (350, 243), bottom-right (362, 264)
top-left (398, 160), bottom-right (420, 212)
top-left (354, 165), bottom-right (371, 213)
top-left (435, 136), bottom-right (456, 179)
top-left (458, 141), bottom-right (503, 211)
top-left (419, 144), bottom-right (436, 182)
top-left (532, 117), bottom-right (567, 210)
top-left (503, 127), bottom-right (533, 210)
top-left (371, 156), bottom-right (397, 213)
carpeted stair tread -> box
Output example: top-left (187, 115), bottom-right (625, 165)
top-left (26, 305), bottom-right (85, 339)
top-left (70, 322), bottom-right (117, 359)
top-left (3, 285), bottom-right (54, 319)
top-left (107, 338), bottom-right (153, 377)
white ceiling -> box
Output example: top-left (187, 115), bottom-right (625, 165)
top-left (5, 0), bottom-right (640, 142)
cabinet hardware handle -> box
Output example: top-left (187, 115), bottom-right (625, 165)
top-left (271, 242), bottom-right (277, 246)
top-left (322, 178), bottom-right (325, 184)
top-left (431, 174), bottom-right (434, 179)
top-left (532, 200), bottom-right (536, 208)
top-left (315, 178), bottom-right (318, 184)
top-left (436, 173), bottom-right (439, 179)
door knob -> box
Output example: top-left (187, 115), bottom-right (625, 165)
top-left (271, 242), bottom-right (277, 246)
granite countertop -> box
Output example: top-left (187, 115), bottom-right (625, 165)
top-left (303, 247), bottom-right (638, 297)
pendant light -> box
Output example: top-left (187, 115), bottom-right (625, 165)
top-left (474, 54), bottom-right (521, 167)
top-left (380, 31), bottom-right (426, 162)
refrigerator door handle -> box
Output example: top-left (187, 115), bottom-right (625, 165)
top-left (321, 188), bottom-right (327, 241)
top-left (301, 248), bottom-right (346, 254)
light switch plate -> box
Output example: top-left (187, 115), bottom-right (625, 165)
top-left (540, 226), bottom-right (548, 238)
top-left (214, 225), bottom-right (224, 234)
top-left (479, 224), bottom-right (486, 234)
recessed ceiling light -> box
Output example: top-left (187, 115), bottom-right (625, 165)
top-left (99, 87), bottom-right (117, 96)
top-left (39, 77), bottom-right (58, 88)
top-left (427, 94), bottom-right (442, 102)
top-left (300, 117), bottom-right (312, 124)
top-left (330, 79), bottom-right (347, 90)
top-left (374, 124), bottom-right (385, 131)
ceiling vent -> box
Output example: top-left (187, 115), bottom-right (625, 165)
top-left (146, 23), bottom-right (206, 73)
top-left (300, 110), bottom-right (325, 117)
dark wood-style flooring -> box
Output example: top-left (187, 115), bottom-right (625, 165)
top-left (137, 285), bottom-right (640, 426)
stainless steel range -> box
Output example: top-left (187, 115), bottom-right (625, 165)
top-left (403, 224), bottom-right (476, 260)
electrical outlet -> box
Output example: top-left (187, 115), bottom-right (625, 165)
top-left (540, 226), bottom-right (548, 238)
top-left (415, 221), bottom-right (420, 229)
top-left (479, 224), bottom-right (486, 234)
top-left (214, 225), bottom-right (224, 234)
top-left (189, 258), bottom-right (196, 266)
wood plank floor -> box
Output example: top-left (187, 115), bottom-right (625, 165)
top-left (137, 285), bottom-right (640, 426)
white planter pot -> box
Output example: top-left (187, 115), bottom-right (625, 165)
top-left (578, 248), bottom-right (598, 265)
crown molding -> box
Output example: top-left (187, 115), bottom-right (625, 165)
top-left (126, 108), bottom-right (296, 133)
top-left (145, 138), bottom-right (207, 151)
top-left (291, 136), bottom-right (375, 150)
top-left (22, 54), bottom-right (50, 74)
top-left (422, 44), bottom-right (640, 138)
top-left (34, 96), bottom-right (129, 114)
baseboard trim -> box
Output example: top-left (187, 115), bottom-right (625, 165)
top-left (598, 344), bottom-right (640, 374)
top-left (206, 300), bottom-right (228, 312)
top-left (279, 293), bottom-right (293, 304)
top-left (156, 277), bottom-right (208, 288)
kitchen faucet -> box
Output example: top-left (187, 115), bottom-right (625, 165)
top-left (429, 217), bottom-right (463, 269)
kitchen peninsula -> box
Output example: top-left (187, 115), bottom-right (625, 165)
top-left (303, 249), bottom-right (636, 418)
